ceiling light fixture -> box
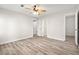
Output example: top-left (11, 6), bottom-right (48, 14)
top-left (21, 4), bottom-right (46, 16)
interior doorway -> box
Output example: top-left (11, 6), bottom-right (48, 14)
top-left (65, 14), bottom-right (75, 44)
top-left (33, 20), bottom-right (38, 37)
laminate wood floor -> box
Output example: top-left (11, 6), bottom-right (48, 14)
top-left (0, 36), bottom-right (79, 55)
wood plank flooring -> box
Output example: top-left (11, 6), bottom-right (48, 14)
top-left (0, 36), bottom-right (79, 55)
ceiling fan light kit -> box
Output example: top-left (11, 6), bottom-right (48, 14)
top-left (21, 4), bottom-right (46, 16)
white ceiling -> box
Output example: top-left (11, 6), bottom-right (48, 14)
top-left (0, 4), bottom-right (79, 17)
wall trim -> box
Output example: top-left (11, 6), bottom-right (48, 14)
top-left (0, 35), bottom-right (33, 45)
top-left (47, 36), bottom-right (65, 41)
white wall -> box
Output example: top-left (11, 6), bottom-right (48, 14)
top-left (38, 9), bottom-right (76, 41)
top-left (46, 14), bottom-right (65, 41)
top-left (0, 8), bottom-right (33, 44)
top-left (37, 14), bottom-right (65, 41)
top-left (66, 15), bottom-right (75, 36)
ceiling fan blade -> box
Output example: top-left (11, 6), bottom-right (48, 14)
top-left (25, 8), bottom-right (32, 10)
top-left (37, 9), bottom-right (46, 12)
top-left (24, 9), bottom-right (33, 13)
top-left (41, 10), bottom-right (46, 12)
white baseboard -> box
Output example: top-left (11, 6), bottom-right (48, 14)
top-left (0, 35), bottom-right (33, 45)
top-left (66, 35), bottom-right (75, 37)
top-left (47, 36), bottom-right (65, 41)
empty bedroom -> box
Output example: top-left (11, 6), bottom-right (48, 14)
top-left (0, 4), bottom-right (79, 55)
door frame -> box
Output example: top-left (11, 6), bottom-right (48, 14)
top-left (33, 17), bottom-right (39, 37)
top-left (75, 10), bottom-right (79, 48)
top-left (64, 12), bottom-right (77, 46)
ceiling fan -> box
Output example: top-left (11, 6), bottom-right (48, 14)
top-left (20, 4), bottom-right (46, 16)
